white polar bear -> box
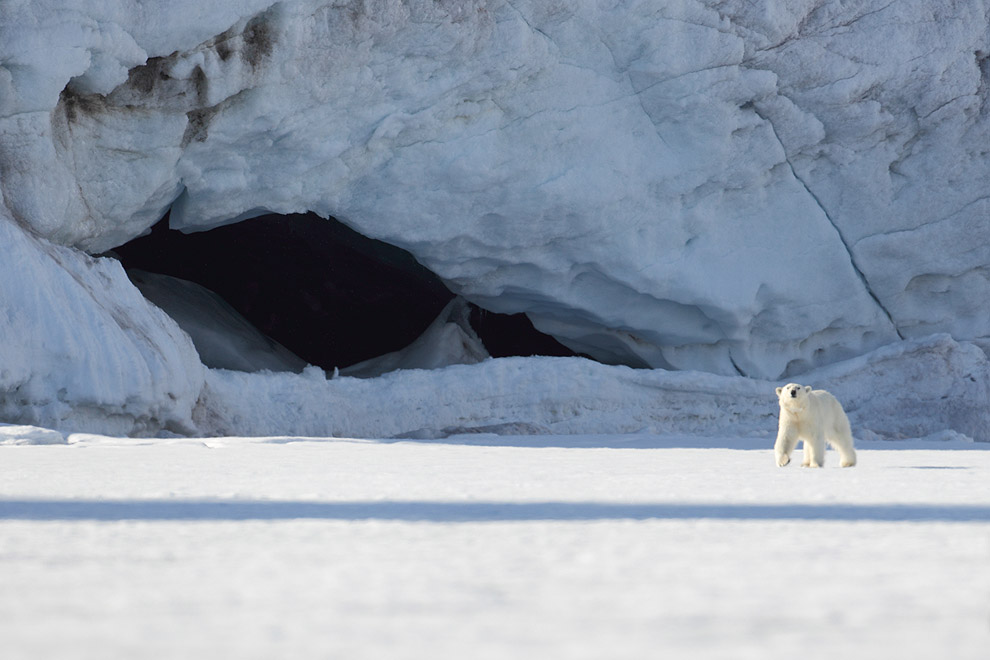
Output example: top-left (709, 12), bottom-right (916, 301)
top-left (774, 383), bottom-right (857, 468)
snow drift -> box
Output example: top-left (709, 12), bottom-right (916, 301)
top-left (194, 334), bottom-right (990, 442)
top-left (0, 211), bottom-right (203, 436)
top-left (1, 1), bottom-right (989, 437)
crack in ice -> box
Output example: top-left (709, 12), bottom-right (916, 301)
top-left (751, 103), bottom-right (904, 340)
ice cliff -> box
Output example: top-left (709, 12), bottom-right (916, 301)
top-left (1, 1), bottom-right (989, 436)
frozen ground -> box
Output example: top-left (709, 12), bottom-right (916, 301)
top-left (0, 432), bottom-right (988, 659)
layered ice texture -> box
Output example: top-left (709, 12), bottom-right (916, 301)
top-left (1, 1), bottom-right (989, 437)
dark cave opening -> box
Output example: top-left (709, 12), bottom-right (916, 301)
top-left (112, 212), bottom-right (577, 372)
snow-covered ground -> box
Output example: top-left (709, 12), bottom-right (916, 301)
top-left (1, 432), bottom-right (987, 659)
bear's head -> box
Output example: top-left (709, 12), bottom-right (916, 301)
top-left (776, 383), bottom-right (812, 413)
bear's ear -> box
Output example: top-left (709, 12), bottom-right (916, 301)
top-left (775, 387), bottom-right (782, 396)
top-left (804, 385), bottom-right (812, 393)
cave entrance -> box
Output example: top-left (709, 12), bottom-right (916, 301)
top-left (112, 212), bottom-right (576, 374)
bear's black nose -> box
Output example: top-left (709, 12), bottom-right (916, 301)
top-left (790, 389), bottom-right (797, 397)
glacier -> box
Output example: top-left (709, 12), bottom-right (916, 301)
top-left (1, 0), bottom-right (989, 438)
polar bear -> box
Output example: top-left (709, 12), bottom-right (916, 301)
top-left (774, 383), bottom-right (857, 468)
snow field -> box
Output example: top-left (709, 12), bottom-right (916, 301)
top-left (0, 436), bottom-right (987, 659)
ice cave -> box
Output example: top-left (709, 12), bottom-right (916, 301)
top-left (112, 211), bottom-right (577, 374)
top-left (2, 0), bottom-right (990, 439)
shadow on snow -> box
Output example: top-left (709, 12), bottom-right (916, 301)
top-left (0, 499), bottom-right (988, 523)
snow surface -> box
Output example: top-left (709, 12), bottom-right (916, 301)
top-left (3, 0), bottom-right (989, 387)
top-left (0, 433), bottom-right (987, 659)
top-left (0, 423), bottom-right (64, 445)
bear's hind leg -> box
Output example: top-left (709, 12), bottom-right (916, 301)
top-left (805, 433), bottom-right (826, 468)
top-left (829, 432), bottom-right (857, 467)
top-left (829, 415), bottom-right (857, 467)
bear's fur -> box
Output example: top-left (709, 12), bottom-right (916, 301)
top-left (774, 383), bottom-right (857, 468)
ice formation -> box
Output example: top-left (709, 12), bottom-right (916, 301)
top-left (1, 1), bottom-right (989, 437)
top-left (340, 298), bottom-right (490, 379)
top-left (127, 270), bottom-right (308, 374)
top-left (195, 334), bottom-right (990, 442)
top-left (0, 212), bottom-right (204, 436)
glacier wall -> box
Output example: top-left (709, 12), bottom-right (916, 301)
top-left (1, 0), bottom-right (989, 433)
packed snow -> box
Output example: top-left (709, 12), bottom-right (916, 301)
top-left (0, 432), bottom-right (987, 659)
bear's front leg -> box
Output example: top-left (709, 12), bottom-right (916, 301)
top-left (774, 427), bottom-right (798, 467)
